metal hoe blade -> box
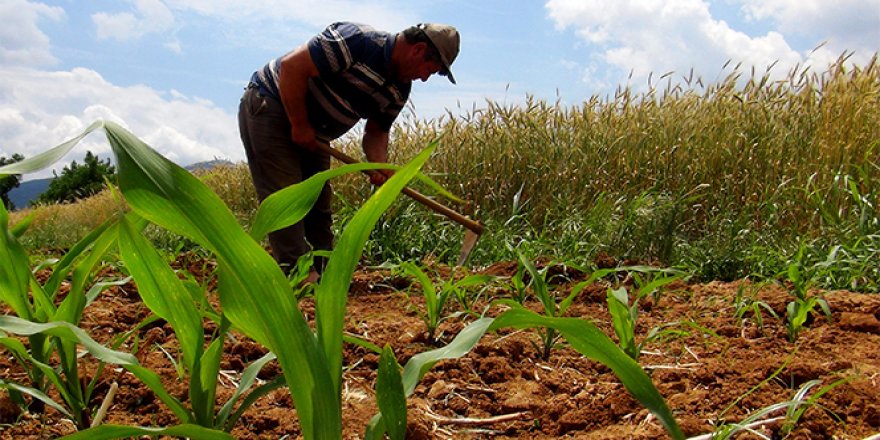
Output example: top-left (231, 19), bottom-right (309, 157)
top-left (456, 229), bottom-right (481, 267)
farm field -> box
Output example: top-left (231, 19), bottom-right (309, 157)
top-left (1, 56), bottom-right (878, 439)
top-left (1, 257), bottom-right (878, 439)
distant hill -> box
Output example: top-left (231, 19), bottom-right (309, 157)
top-left (185, 159), bottom-right (235, 172)
top-left (7, 178), bottom-right (52, 210)
top-left (6, 160), bottom-right (236, 210)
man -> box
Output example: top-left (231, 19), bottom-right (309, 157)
top-left (239, 22), bottom-right (459, 279)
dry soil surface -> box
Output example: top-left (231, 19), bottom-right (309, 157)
top-left (1, 259), bottom-right (879, 439)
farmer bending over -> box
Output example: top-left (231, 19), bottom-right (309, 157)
top-left (239, 22), bottom-right (460, 280)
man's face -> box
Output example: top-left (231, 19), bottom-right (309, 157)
top-left (395, 42), bottom-right (444, 82)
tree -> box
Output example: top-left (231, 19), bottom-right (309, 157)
top-left (1, 154), bottom-right (25, 210)
top-left (36, 151), bottom-right (116, 205)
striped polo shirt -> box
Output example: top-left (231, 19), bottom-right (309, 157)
top-left (249, 22), bottom-right (411, 143)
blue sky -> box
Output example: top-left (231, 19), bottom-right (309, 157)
top-left (2, 0), bottom-right (879, 180)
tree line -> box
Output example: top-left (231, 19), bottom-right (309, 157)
top-left (1, 151), bottom-right (116, 210)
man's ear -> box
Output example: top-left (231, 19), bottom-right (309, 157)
top-left (410, 42), bottom-right (429, 59)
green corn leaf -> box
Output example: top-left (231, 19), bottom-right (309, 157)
top-left (402, 317), bottom-right (494, 395)
top-left (58, 423), bottom-right (234, 440)
top-left (488, 306), bottom-right (684, 440)
top-left (0, 317), bottom-right (134, 365)
top-left (53, 217), bottom-right (122, 325)
top-left (452, 274), bottom-right (494, 289)
top-left (223, 375), bottom-right (287, 432)
top-left (0, 121), bottom-right (104, 176)
top-left (0, 336), bottom-right (75, 413)
top-left (315, 143), bottom-right (436, 398)
top-left (343, 332), bottom-right (383, 354)
top-left (560, 268), bottom-right (624, 315)
top-left (607, 287), bottom-right (637, 359)
top-left (375, 346), bottom-right (407, 440)
top-left (515, 250), bottom-right (554, 316)
top-left (0, 378), bottom-right (71, 418)
top-left (217, 352), bottom-right (277, 429)
top-left (43, 214), bottom-right (119, 299)
top-left (118, 214), bottom-right (204, 371)
top-left (0, 316), bottom-right (191, 421)
top-left (194, 334), bottom-right (225, 426)
top-left (0, 202), bottom-right (34, 319)
top-left (636, 275), bottom-right (681, 299)
top-left (85, 276), bottom-right (133, 306)
top-left (400, 262), bottom-right (439, 325)
top-left (367, 318), bottom-right (494, 439)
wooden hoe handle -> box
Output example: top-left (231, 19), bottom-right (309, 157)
top-left (317, 143), bottom-right (485, 235)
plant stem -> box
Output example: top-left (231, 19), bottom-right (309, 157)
top-left (90, 381), bottom-right (118, 428)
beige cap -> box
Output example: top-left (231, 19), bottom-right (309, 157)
top-left (416, 23), bottom-right (459, 84)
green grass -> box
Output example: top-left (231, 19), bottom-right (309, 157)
top-left (9, 53), bottom-right (880, 291)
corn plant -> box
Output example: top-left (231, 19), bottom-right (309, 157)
top-left (705, 377), bottom-right (851, 440)
top-left (508, 251), bottom-right (622, 360)
top-left (0, 202), bottom-right (275, 438)
top-left (0, 200), bottom-right (133, 429)
top-left (489, 306), bottom-right (685, 439)
top-left (2, 121), bottom-right (686, 440)
top-left (507, 260), bottom-right (529, 304)
top-left (504, 249), bottom-right (561, 360)
top-left (396, 262), bottom-right (492, 343)
top-left (732, 282), bottom-right (778, 336)
top-left (606, 286), bottom-right (696, 361)
top-left (782, 245), bottom-right (832, 342)
top-left (397, 261), bottom-right (453, 343)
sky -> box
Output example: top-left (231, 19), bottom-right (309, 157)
top-left (2, 0), bottom-right (879, 180)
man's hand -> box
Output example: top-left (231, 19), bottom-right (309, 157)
top-left (291, 123), bottom-right (319, 152)
top-left (363, 118), bottom-right (392, 184)
top-left (368, 168), bottom-right (393, 186)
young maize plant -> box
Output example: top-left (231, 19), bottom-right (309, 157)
top-left (396, 261), bottom-right (494, 344)
top-left (0, 200), bottom-right (136, 430)
top-left (782, 246), bottom-right (832, 342)
top-left (0, 120), bottom-right (685, 440)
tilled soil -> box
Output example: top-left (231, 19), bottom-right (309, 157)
top-left (1, 259), bottom-right (879, 439)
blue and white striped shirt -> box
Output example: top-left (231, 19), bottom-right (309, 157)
top-left (250, 22), bottom-right (411, 142)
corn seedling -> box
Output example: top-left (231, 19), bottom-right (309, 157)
top-left (449, 271), bottom-right (496, 317)
top-left (704, 377), bottom-right (851, 440)
top-left (732, 282), bottom-right (777, 336)
top-left (782, 245), bottom-right (832, 342)
top-left (507, 260), bottom-right (529, 304)
top-left (397, 261), bottom-right (455, 344)
top-left (0, 200), bottom-right (135, 429)
top-left (606, 286), bottom-right (696, 361)
top-left (397, 262), bottom-right (493, 343)
top-left (504, 249), bottom-right (562, 360)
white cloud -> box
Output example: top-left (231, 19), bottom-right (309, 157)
top-left (165, 0), bottom-right (416, 30)
top-left (0, 0), bottom-right (64, 67)
top-left (545, 0), bottom-right (804, 89)
top-left (545, 0), bottom-right (880, 92)
top-left (0, 66), bottom-right (241, 180)
top-left (90, 0), bottom-right (416, 48)
top-left (92, 0), bottom-right (176, 41)
top-left (737, 0), bottom-right (880, 66)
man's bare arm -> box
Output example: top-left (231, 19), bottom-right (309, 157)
top-left (363, 118), bottom-right (391, 185)
top-left (278, 45), bottom-right (320, 150)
